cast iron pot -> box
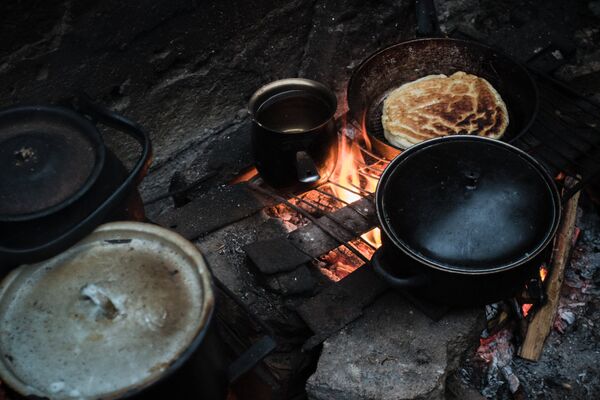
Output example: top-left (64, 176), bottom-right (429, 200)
top-left (249, 78), bottom-right (338, 191)
top-left (371, 136), bottom-right (562, 305)
top-left (346, 0), bottom-right (538, 159)
top-left (0, 98), bottom-right (152, 269)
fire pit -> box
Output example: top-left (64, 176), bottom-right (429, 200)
top-left (1, 1), bottom-right (600, 399)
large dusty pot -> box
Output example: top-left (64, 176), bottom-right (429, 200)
top-left (371, 136), bottom-right (562, 305)
top-left (0, 222), bottom-right (228, 399)
top-left (0, 99), bottom-right (152, 269)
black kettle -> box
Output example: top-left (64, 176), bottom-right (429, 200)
top-left (0, 98), bottom-right (152, 269)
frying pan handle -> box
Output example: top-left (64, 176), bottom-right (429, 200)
top-left (0, 99), bottom-right (152, 267)
top-left (371, 248), bottom-right (428, 289)
top-left (415, 0), bottom-right (442, 38)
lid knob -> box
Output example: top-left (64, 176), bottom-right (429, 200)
top-left (81, 284), bottom-right (121, 321)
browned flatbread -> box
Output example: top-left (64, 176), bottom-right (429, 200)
top-left (381, 72), bottom-right (509, 149)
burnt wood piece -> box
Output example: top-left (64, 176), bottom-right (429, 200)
top-left (296, 264), bottom-right (388, 350)
top-left (244, 238), bottom-right (312, 275)
top-left (518, 185), bottom-right (581, 361)
top-left (243, 197), bottom-right (376, 275)
top-left (155, 182), bottom-right (276, 240)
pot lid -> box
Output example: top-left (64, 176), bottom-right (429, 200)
top-left (377, 136), bottom-right (561, 273)
top-left (0, 222), bottom-right (214, 400)
top-left (0, 106), bottom-right (105, 221)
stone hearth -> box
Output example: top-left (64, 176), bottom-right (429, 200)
top-left (1, 1), bottom-right (599, 399)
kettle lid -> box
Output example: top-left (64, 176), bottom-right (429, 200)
top-left (0, 105), bottom-right (105, 221)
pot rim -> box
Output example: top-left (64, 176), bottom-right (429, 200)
top-left (375, 135), bottom-right (562, 275)
top-left (0, 222), bottom-right (215, 400)
top-left (247, 78), bottom-right (338, 134)
top-left (0, 105), bottom-right (106, 222)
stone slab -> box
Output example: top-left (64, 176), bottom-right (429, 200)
top-left (244, 238), bottom-right (313, 275)
top-left (297, 265), bottom-right (388, 350)
top-left (288, 197), bottom-right (377, 258)
top-left (306, 292), bottom-right (484, 400)
top-left (264, 266), bottom-right (316, 296)
top-left (155, 182), bottom-right (276, 240)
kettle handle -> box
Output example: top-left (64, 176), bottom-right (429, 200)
top-left (0, 97), bottom-right (152, 266)
top-left (73, 95), bottom-right (153, 186)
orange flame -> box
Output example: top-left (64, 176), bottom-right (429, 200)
top-left (521, 265), bottom-right (550, 317)
top-left (521, 303), bottom-right (533, 317)
top-left (330, 120), bottom-right (383, 248)
top-left (540, 265), bottom-right (548, 282)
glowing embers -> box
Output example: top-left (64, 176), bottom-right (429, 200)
top-left (521, 265), bottom-right (549, 317)
top-left (261, 124), bottom-right (388, 280)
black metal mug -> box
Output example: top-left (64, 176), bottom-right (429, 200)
top-left (248, 78), bottom-right (338, 190)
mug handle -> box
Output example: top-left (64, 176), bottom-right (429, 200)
top-left (371, 247), bottom-right (428, 289)
top-left (295, 151), bottom-right (321, 183)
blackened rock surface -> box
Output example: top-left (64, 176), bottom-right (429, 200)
top-left (0, 0), bottom-right (413, 209)
top-left (297, 265), bottom-right (388, 351)
top-left (244, 238), bottom-right (313, 275)
top-left (264, 266), bottom-right (316, 295)
top-left (435, 0), bottom-right (596, 62)
top-left (555, 27), bottom-right (600, 96)
top-left (154, 183), bottom-right (276, 239)
top-left (298, 0), bottom-right (415, 108)
top-left (306, 293), bottom-right (484, 400)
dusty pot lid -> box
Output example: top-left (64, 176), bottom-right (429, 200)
top-left (0, 105), bottom-right (105, 221)
top-left (0, 222), bottom-right (214, 400)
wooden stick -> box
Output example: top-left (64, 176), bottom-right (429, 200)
top-left (518, 187), bottom-right (581, 361)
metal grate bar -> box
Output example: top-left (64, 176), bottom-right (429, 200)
top-left (312, 187), bottom-right (371, 219)
top-left (347, 180), bottom-right (376, 195)
top-left (357, 168), bottom-right (382, 180)
top-left (355, 160), bottom-right (386, 173)
top-left (539, 111), bottom-right (600, 157)
top-left (521, 131), bottom-right (579, 172)
top-left (356, 143), bottom-right (391, 163)
top-left (248, 183), bottom-right (370, 264)
top-left (293, 195), bottom-right (377, 251)
top-left (532, 69), bottom-right (600, 112)
top-left (327, 179), bottom-right (373, 198)
top-left (537, 107), bottom-right (600, 154)
top-left (529, 122), bottom-right (593, 171)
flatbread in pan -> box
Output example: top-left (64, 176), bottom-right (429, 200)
top-left (381, 72), bottom-right (509, 149)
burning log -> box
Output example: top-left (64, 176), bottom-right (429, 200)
top-left (518, 183), bottom-right (581, 361)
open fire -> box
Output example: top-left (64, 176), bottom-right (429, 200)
top-left (260, 118), bottom-right (387, 280)
top-left (330, 119), bottom-right (383, 249)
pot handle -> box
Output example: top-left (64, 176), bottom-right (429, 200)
top-left (415, 0), bottom-right (442, 38)
top-left (0, 98), bottom-right (152, 265)
top-left (227, 335), bottom-right (277, 384)
top-left (371, 247), bottom-right (428, 289)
